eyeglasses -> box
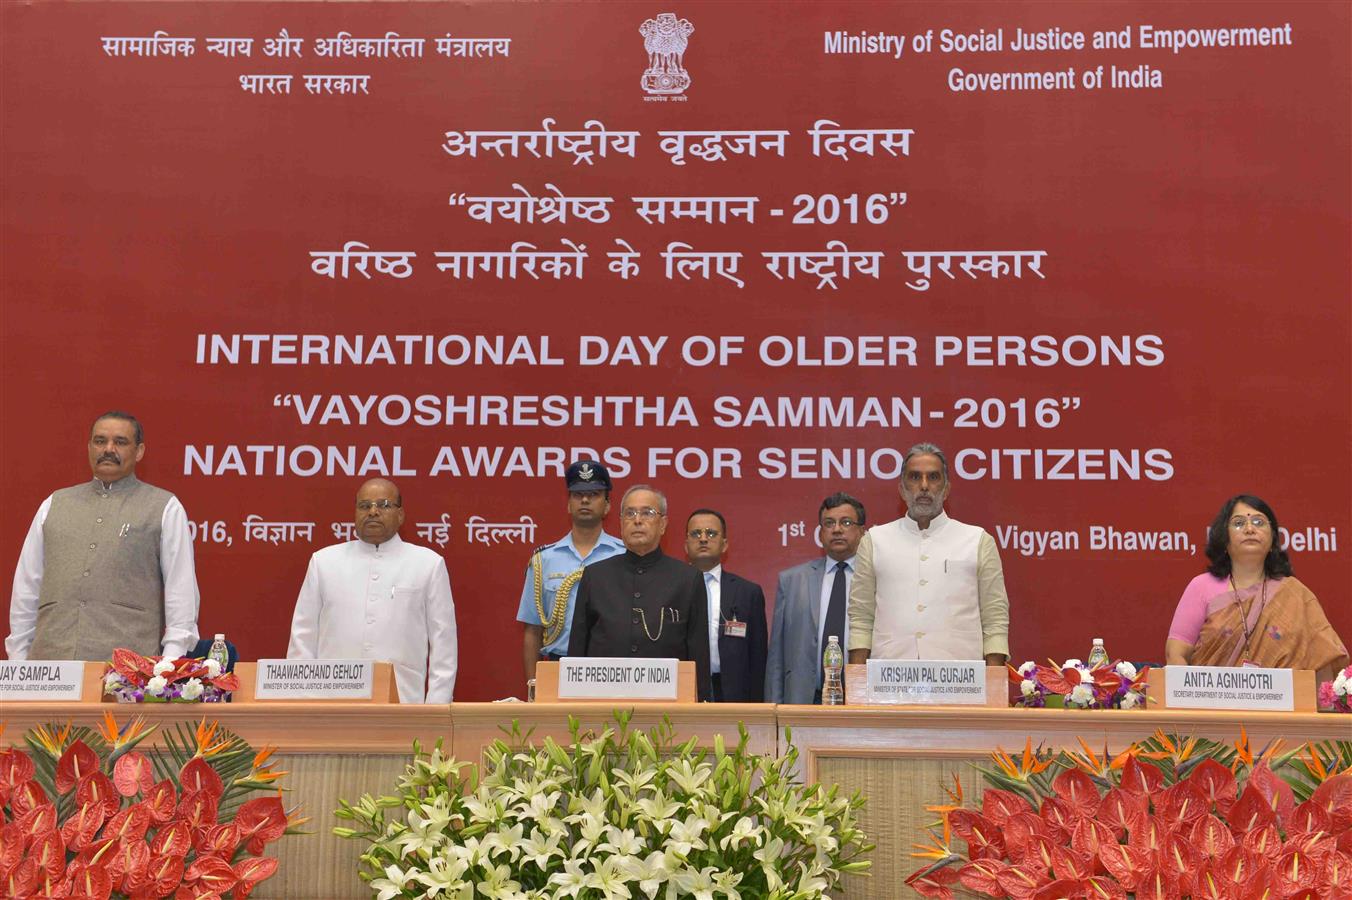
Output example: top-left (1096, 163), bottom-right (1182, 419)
top-left (1229, 515), bottom-right (1269, 531)
top-left (356, 499), bottom-right (401, 511)
top-left (687, 528), bottom-right (721, 539)
top-left (621, 507), bottom-right (661, 521)
top-left (820, 518), bottom-right (859, 529)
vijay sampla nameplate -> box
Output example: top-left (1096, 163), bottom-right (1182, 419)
top-left (1164, 665), bottom-right (1295, 711)
top-left (866, 659), bottom-right (987, 705)
top-left (0, 660), bottom-right (85, 701)
top-left (558, 657), bottom-right (678, 700)
top-left (254, 659), bottom-right (374, 700)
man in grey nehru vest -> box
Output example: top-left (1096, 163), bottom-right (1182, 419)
top-left (5, 411), bottom-right (200, 661)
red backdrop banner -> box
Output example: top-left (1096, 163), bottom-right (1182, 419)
top-left (2, 1), bottom-right (1348, 699)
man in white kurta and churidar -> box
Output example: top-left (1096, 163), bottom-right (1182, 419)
top-left (848, 443), bottom-right (1009, 667)
top-left (287, 478), bottom-right (457, 703)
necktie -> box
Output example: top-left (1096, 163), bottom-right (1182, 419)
top-left (823, 561), bottom-right (847, 654)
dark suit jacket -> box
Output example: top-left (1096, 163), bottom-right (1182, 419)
top-left (567, 547), bottom-right (711, 701)
top-left (765, 557), bottom-right (830, 704)
top-left (713, 570), bottom-right (768, 702)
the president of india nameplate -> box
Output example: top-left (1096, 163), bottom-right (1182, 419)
top-left (558, 657), bottom-right (678, 700)
top-left (865, 659), bottom-right (987, 705)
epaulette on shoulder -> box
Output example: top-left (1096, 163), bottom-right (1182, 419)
top-left (529, 544), bottom-right (551, 557)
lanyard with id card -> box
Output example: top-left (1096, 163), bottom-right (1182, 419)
top-left (722, 616), bottom-right (746, 639)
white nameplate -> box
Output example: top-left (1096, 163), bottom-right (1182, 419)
top-left (865, 659), bottom-right (987, 705)
top-left (558, 657), bottom-right (678, 700)
top-left (0, 660), bottom-right (86, 701)
top-left (1164, 666), bottom-right (1294, 711)
top-left (254, 659), bottom-right (374, 700)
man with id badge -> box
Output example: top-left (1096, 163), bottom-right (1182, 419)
top-left (684, 508), bottom-right (767, 702)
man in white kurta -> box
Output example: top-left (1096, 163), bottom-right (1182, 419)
top-left (286, 479), bottom-right (457, 703)
top-left (848, 444), bottom-right (1009, 666)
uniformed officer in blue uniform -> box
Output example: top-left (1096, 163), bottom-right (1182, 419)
top-left (516, 459), bottom-right (624, 686)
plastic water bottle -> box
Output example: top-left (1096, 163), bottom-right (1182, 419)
top-left (822, 636), bottom-right (845, 705)
top-left (208, 634), bottom-right (230, 672)
top-left (1087, 637), bottom-right (1109, 669)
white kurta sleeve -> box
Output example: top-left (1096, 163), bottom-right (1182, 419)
top-left (5, 496), bottom-right (53, 660)
top-left (158, 497), bottom-right (201, 658)
top-left (846, 531), bottom-right (877, 652)
top-left (424, 558), bottom-right (458, 703)
top-left (286, 554), bottom-right (324, 659)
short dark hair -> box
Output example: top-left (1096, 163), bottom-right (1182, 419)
top-left (686, 508), bottom-right (727, 535)
top-left (92, 411), bottom-right (143, 445)
top-left (1205, 494), bottom-right (1292, 579)
top-left (819, 492), bottom-right (865, 526)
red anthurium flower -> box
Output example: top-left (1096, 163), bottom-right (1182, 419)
top-left (995, 863), bottom-right (1051, 899)
top-left (178, 758), bottom-right (224, 799)
top-left (1311, 772), bottom-right (1352, 833)
top-left (982, 788), bottom-right (1033, 824)
top-left (1032, 878), bottom-right (1088, 900)
top-left (1050, 846), bottom-right (1092, 882)
top-left (1033, 664), bottom-right (1074, 695)
top-left (111, 648), bottom-right (156, 681)
top-left (28, 827), bottom-right (66, 881)
top-left (6, 855), bottom-right (41, 897)
top-left (75, 836), bottom-right (120, 869)
top-left (1052, 768), bottom-right (1101, 821)
top-left (1082, 875), bottom-right (1128, 899)
top-left (234, 796), bottom-right (287, 855)
top-left (1022, 833), bottom-right (1060, 875)
top-left (65, 860), bottom-right (114, 900)
top-left (176, 790), bottom-right (219, 830)
top-left (1001, 812), bottom-right (1050, 864)
top-left (1272, 846), bottom-right (1321, 895)
top-left (1242, 822), bottom-right (1285, 861)
top-left (193, 822), bottom-right (241, 859)
top-left (1039, 796), bottom-right (1076, 835)
top-left (1155, 831), bottom-right (1200, 888)
top-left (142, 779), bottom-right (178, 825)
top-left (113, 752), bottom-right (156, 799)
top-left (1, 821), bottom-right (26, 872)
top-left (1070, 817), bottom-right (1116, 864)
top-left (101, 803), bottom-right (151, 845)
top-left (906, 863), bottom-right (960, 899)
top-left (77, 771), bottom-right (122, 819)
top-left (10, 779), bottom-right (50, 818)
top-left (185, 855), bottom-right (239, 895)
top-left (0, 747), bottom-right (36, 789)
top-left (149, 820), bottom-right (192, 858)
top-left (1156, 780), bottom-right (1207, 827)
top-left (958, 858), bottom-right (1008, 895)
top-left (55, 740), bottom-right (101, 795)
top-left (17, 803), bottom-right (58, 846)
top-left (211, 672), bottom-right (241, 692)
top-left (231, 855), bottom-right (279, 900)
top-left (143, 853), bottom-right (185, 897)
top-left (1246, 762), bottom-right (1296, 826)
top-left (104, 836), bottom-right (149, 887)
top-left (1230, 783), bottom-right (1280, 833)
top-left (1119, 756), bottom-right (1165, 796)
top-left (1288, 798), bottom-right (1333, 836)
top-left (1187, 759), bottom-right (1239, 815)
top-left (61, 801), bottom-right (108, 852)
top-left (1190, 813), bottom-right (1236, 859)
top-left (1133, 866), bottom-right (1182, 900)
top-left (1320, 850), bottom-right (1352, 895)
top-left (1098, 787), bottom-right (1148, 840)
top-left (1099, 841), bottom-right (1151, 890)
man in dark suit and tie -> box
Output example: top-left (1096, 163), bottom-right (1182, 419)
top-left (684, 508), bottom-right (767, 702)
top-left (765, 492), bottom-right (866, 704)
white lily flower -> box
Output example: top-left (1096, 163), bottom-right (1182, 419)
top-left (475, 862), bottom-right (524, 900)
top-left (480, 822), bottom-right (525, 861)
top-left (718, 816), bottom-right (762, 851)
top-left (713, 869), bottom-right (744, 899)
top-left (599, 825), bottom-right (644, 857)
top-left (547, 859), bottom-right (589, 899)
top-left (518, 828), bottom-right (565, 870)
top-left (370, 863), bottom-right (413, 900)
top-left (585, 856), bottom-right (635, 900)
top-left (408, 856), bottom-right (470, 897)
top-left (665, 815), bottom-right (710, 858)
top-left (635, 790), bottom-right (681, 828)
top-left (671, 865), bottom-right (719, 900)
top-left (625, 850), bottom-right (674, 899)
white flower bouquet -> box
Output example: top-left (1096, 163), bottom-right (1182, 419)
top-left (335, 711), bottom-right (872, 899)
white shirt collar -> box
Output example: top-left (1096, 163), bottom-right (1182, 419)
top-left (357, 532), bottom-right (404, 553)
top-left (901, 509), bottom-right (949, 536)
top-left (825, 554), bottom-right (856, 571)
top-left (704, 564), bottom-right (722, 582)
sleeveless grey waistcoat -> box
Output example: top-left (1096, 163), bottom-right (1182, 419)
top-left (29, 475), bottom-right (172, 660)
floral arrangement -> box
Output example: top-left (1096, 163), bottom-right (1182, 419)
top-left (1010, 658), bottom-right (1150, 709)
top-left (103, 649), bottom-right (240, 703)
top-left (1317, 664), bottom-right (1352, 713)
top-left (0, 714), bottom-right (304, 898)
top-left (908, 729), bottom-right (1352, 898)
top-left (335, 711), bottom-right (873, 899)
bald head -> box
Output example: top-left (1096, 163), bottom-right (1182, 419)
top-left (354, 478), bottom-right (404, 545)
